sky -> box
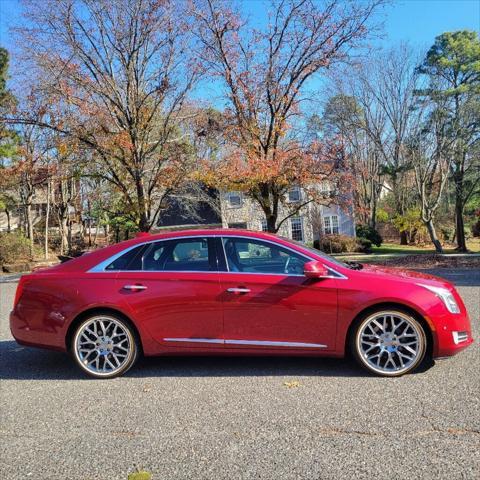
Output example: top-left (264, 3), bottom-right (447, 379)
top-left (1, 0), bottom-right (479, 104)
top-left (1, 0), bottom-right (479, 50)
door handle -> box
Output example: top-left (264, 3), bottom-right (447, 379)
top-left (227, 287), bottom-right (251, 294)
top-left (123, 284), bottom-right (147, 291)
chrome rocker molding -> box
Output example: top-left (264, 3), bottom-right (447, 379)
top-left (164, 338), bottom-right (328, 349)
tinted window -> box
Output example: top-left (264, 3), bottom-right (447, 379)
top-left (222, 238), bottom-right (307, 275)
top-left (143, 238), bottom-right (214, 272)
top-left (105, 244), bottom-right (146, 271)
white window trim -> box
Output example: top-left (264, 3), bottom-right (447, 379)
top-left (323, 215), bottom-right (339, 235)
top-left (290, 216), bottom-right (304, 242)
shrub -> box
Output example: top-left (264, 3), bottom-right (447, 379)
top-left (315, 234), bottom-right (358, 253)
top-left (356, 224), bottom-right (383, 247)
top-left (375, 208), bottom-right (389, 224)
top-left (0, 232), bottom-right (31, 265)
top-left (356, 237), bottom-right (372, 253)
top-left (472, 220), bottom-right (480, 238)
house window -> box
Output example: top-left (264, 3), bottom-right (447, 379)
top-left (319, 181), bottom-right (334, 196)
top-left (260, 219), bottom-right (268, 232)
top-left (288, 186), bottom-right (302, 202)
top-left (324, 215), bottom-right (339, 235)
top-left (226, 192), bottom-right (242, 208)
top-left (290, 217), bottom-right (304, 242)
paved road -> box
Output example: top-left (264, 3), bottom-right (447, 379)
top-left (0, 271), bottom-right (478, 479)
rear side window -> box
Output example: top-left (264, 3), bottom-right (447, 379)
top-left (105, 244), bottom-right (146, 271)
top-left (143, 238), bottom-right (213, 272)
top-left (104, 237), bottom-right (216, 272)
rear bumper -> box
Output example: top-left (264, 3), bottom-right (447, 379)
top-left (10, 310), bottom-right (67, 352)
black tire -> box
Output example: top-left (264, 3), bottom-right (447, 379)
top-left (350, 309), bottom-right (427, 377)
top-left (71, 314), bottom-right (138, 379)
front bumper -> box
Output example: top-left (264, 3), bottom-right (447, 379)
top-left (432, 313), bottom-right (474, 357)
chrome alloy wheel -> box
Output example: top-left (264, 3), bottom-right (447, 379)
top-left (73, 316), bottom-right (135, 378)
top-left (355, 311), bottom-right (426, 376)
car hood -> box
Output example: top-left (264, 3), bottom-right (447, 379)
top-left (358, 264), bottom-right (451, 287)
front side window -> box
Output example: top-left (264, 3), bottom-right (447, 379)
top-left (290, 217), bottom-right (304, 242)
top-left (222, 237), bottom-right (308, 275)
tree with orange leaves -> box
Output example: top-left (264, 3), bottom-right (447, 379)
top-left (7, 0), bottom-right (199, 232)
top-left (192, 0), bottom-right (384, 232)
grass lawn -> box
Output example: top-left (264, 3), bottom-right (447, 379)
top-left (371, 238), bottom-right (480, 255)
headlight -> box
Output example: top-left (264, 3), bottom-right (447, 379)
top-left (417, 284), bottom-right (460, 314)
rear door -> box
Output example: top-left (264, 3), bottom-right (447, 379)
top-left (217, 236), bottom-right (338, 351)
top-left (113, 236), bottom-right (224, 348)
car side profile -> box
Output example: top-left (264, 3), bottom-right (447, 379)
top-left (10, 229), bottom-right (473, 378)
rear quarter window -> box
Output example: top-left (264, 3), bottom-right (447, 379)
top-left (105, 244), bottom-right (146, 271)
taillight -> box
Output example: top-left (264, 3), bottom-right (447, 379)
top-left (13, 276), bottom-right (28, 307)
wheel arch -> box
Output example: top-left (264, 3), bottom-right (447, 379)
top-left (344, 302), bottom-right (435, 359)
top-left (65, 307), bottom-right (143, 355)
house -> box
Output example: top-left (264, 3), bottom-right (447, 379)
top-left (220, 186), bottom-right (355, 244)
top-left (154, 183), bottom-right (355, 243)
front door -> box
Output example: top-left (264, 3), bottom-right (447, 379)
top-left (114, 236), bottom-right (224, 348)
top-left (218, 237), bottom-right (338, 351)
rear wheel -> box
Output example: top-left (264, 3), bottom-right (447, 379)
top-left (72, 314), bottom-right (138, 379)
top-left (352, 310), bottom-right (426, 377)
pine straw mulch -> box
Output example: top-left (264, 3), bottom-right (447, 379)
top-left (362, 254), bottom-right (480, 270)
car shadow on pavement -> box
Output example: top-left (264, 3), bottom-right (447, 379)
top-left (0, 340), bottom-right (435, 380)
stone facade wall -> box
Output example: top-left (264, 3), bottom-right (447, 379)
top-left (220, 191), bottom-right (355, 244)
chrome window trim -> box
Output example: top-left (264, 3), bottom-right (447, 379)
top-left (88, 242), bottom-right (148, 273)
top-left (87, 233), bottom-right (348, 279)
top-left (221, 235), bottom-right (347, 279)
top-left (88, 235), bottom-right (214, 273)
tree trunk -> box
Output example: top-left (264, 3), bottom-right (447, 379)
top-left (67, 217), bottom-right (73, 254)
top-left (25, 203), bottom-right (34, 258)
top-left (266, 214), bottom-right (277, 233)
top-left (59, 214), bottom-right (68, 255)
top-left (425, 218), bottom-right (443, 254)
top-left (400, 230), bottom-right (408, 245)
top-left (44, 180), bottom-right (51, 260)
top-left (5, 209), bottom-right (11, 233)
top-left (136, 176), bottom-right (150, 232)
top-left (455, 198), bottom-right (467, 252)
top-left (93, 222), bottom-right (99, 246)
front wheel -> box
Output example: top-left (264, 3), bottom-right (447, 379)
top-left (351, 310), bottom-right (427, 377)
top-left (72, 314), bottom-right (138, 378)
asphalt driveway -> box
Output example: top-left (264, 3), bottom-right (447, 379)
top-left (0, 270), bottom-right (478, 479)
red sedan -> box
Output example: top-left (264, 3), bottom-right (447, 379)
top-left (10, 229), bottom-right (473, 378)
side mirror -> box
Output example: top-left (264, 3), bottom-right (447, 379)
top-left (304, 260), bottom-right (330, 279)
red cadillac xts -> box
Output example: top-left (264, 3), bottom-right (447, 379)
top-left (10, 229), bottom-right (473, 378)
